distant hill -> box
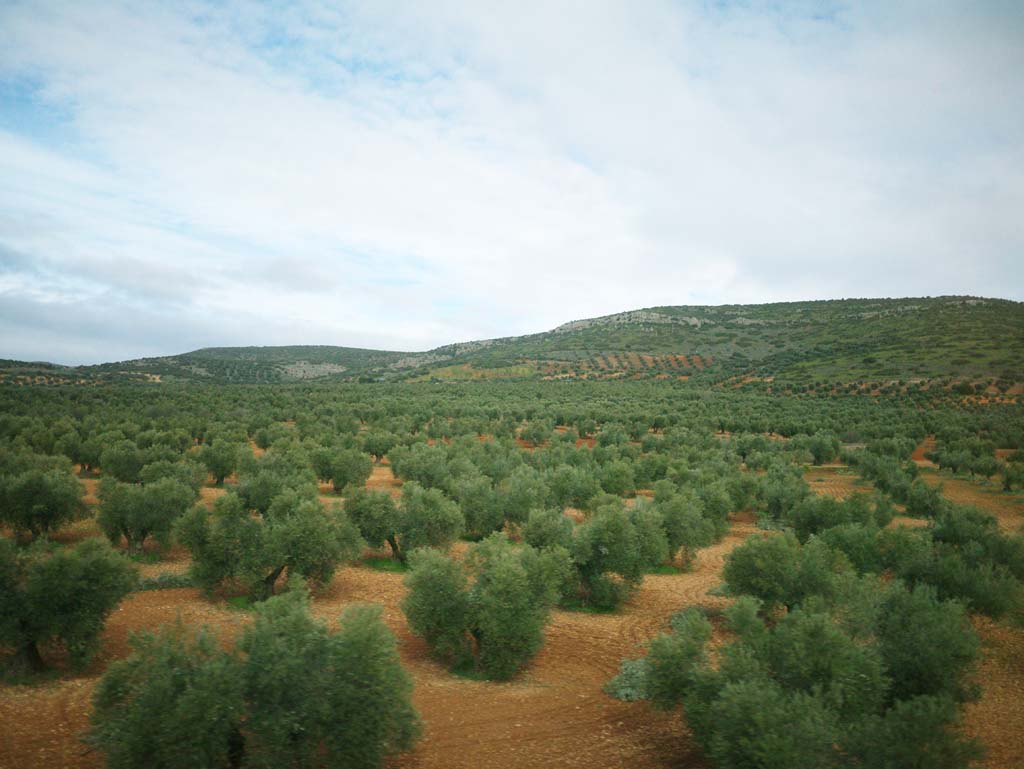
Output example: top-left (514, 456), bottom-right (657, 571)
top-left (2, 296), bottom-right (1022, 386)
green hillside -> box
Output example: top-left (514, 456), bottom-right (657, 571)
top-left (1, 296), bottom-right (1021, 386)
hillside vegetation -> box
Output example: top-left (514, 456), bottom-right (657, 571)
top-left (1, 296), bottom-right (1020, 387)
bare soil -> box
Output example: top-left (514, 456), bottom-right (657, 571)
top-left (803, 466), bottom-right (874, 500)
top-left (918, 471), bottom-right (1024, 533)
top-left (911, 436), bottom-right (938, 468)
top-left (963, 616), bottom-right (1024, 769)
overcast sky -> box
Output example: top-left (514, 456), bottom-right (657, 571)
top-left (1, 1), bottom-right (1022, 365)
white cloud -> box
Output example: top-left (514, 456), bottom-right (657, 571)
top-left (0, 0), bottom-right (1021, 363)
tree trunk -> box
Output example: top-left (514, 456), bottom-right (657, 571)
top-left (17, 628), bottom-right (46, 673)
top-left (470, 628), bottom-right (483, 670)
top-left (227, 727), bottom-right (245, 769)
top-left (387, 535), bottom-right (403, 563)
top-left (262, 564), bottom-right (286, 599)
top-left (127, 534), bottom-right (146, 557)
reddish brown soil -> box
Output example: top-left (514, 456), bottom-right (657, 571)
top-left (49, 518), bottom-right (104, 546)
top-left (886, 515), bottom-right (929, 529)
top-left (911, 436), bottom-right (938, 468)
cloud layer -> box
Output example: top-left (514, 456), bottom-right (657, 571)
top-left (1, 1), bottom-right (1022, 364)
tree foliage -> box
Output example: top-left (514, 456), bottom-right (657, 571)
top-left (0, 538), bottom-right (136, 671)
top-left (87, 588), bottom-right (419, 769)
top-left (176, 491), bottom-right (363, 600)
top-left (402, 534), bottom-right (568, 679)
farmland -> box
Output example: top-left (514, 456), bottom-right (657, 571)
top-left (2, 301), bottom-right (1024, 769)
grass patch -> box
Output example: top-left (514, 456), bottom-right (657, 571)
top-left (137, 572), bottom-right (195, 591)
top-left (647, 563), bottom-right (683, 575)
top-left (450, 657), bottom-right (490, 681)
top-left (362, 556), bottom-right (408, 573)
top-left (558, 597), bottom-right (620, 614)
top-left (128, 551), bottom-right (162, 564)
top-left (225, 595), bottom-right (256, 611)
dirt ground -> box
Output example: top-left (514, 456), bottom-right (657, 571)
top-left (964, 616), bottom-right (1024, 769)
top-left (918, 471), bottom-right (1024, 534)
top-left (803, 466), bottom-right (875, 500)
top-left (911, 436), bottom-right (938, 468)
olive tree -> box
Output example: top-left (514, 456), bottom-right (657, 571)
top-left (100, 439), bottom-right (144, 483)
top-left (654, 489), bottom-right (717, 567)
top-left (0, 538), bottom-right (136, 671)
top-left (200, 441), bottom-right (241, 485)
top-left (722, 533), bottom-right (852, 612)
top-left (176, 491), bottom-right (363, 600)
top-left (0, 464), bottom-right (85, 541)
top-left (328, 448), bottom-right (373, 492)
top-left (608, 591), bottom-right (981, 769)
top-left (402, 534), bottom-right (568, 679)
top-left (87, 588), bottom-right (419, 769)
top-left (99, 478), bottom-right (195, 555)
top-left (344, 482), bottom-right (462, 564)
top-left (570, 504), bottom-right (645, 609)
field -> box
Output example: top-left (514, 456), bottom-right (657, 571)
top-left (0, 467), bottom-right (760, 769)
top-left (5, 454), bottom-right (1024, 766)
top-left (2, 337), bottom-right (1024, 769)
top-left (5, 455), bottom-right (1024, 769)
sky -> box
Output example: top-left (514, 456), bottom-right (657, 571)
top-left (1, 1), bottom-right (1022, 365)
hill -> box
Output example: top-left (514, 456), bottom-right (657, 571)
top-left (1, 296), bottom-right (1021, 386)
